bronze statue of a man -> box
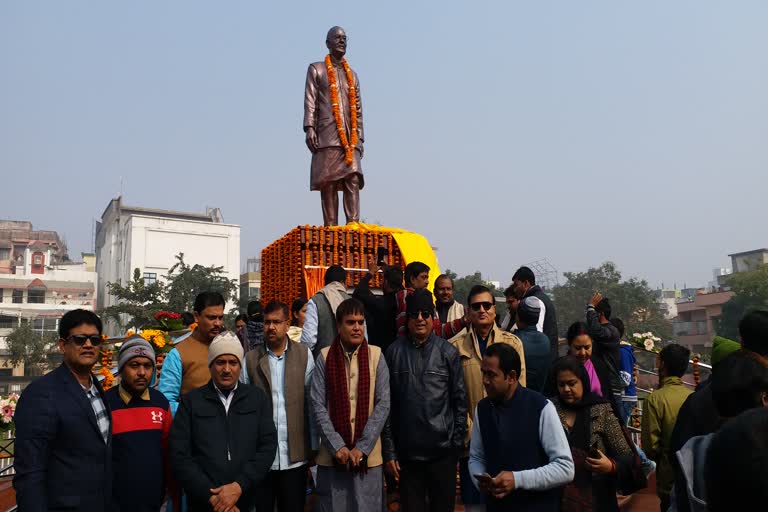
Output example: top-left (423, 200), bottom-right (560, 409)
top-left (304, 26), bottom-right (364, 226)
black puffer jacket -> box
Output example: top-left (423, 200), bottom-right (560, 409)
top-left (382, 332), bottom-right (467, 462)
top-left (170, 382), bottom-right (277, 512)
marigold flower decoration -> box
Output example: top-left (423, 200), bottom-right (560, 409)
top-left (139, 329), bottom-right (170, 353)
top-left (188, 322), bottom-right (198, 332)
top-left (99, 347), bottom-right (115, 390)
top-left (324, 54), bottom-right (359, 166)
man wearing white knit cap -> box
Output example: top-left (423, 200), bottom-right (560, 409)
top-left (170, 331), bottom-right (277, 512)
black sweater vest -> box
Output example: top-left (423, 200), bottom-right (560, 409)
top-left (478, 386), bottom-right (561, 512)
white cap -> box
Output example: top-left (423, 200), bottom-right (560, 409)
top-left (207, 331), bottom-right (244, 367)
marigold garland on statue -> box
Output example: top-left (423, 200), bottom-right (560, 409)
top-left (324, 54), bottom-right (358, 165)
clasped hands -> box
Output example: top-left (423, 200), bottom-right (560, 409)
top-left (335, 446), bottom-right (366, 471)
top-left (208, 482), bottom-right (241, 512)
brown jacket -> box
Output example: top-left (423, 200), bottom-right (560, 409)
top-left (450, 324), bottom-right (526, 449)
top-left (176, 336), bottom-right (212, 395)
top-left (303, 61), bottom-right (364, 150)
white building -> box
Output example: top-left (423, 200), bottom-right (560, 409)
top-left (95, 198), bottom-right (240, 331)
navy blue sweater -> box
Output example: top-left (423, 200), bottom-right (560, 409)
top-left (105, 386), bottom-right (173, 512)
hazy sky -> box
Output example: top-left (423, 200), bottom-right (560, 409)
top-left (2, 1), bottom-right (766, 290)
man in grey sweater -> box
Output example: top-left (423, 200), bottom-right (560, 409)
top-left (469, 343), bottom-right (573, 511)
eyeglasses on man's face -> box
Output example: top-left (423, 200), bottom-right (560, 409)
top-left (407, 310), bottom-right (433, 320)
top-left (470, 301), bottom-right (495, 312)
top-left (66, 334), bottom-right (103, 347)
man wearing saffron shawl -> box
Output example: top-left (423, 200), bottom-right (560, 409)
top-left (310, 298), bottom-right (390, 510)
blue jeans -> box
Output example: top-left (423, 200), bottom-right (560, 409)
top-left (621, 400), bottom-right (636, 426)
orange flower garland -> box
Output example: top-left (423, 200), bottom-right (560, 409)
top-left (99, 347), bottom-right (115, 390)
top-left (324, 54), bottom-right (358, 165)
top-left (692, 356), bottom-right (700, 387)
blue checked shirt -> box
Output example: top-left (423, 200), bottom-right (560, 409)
top-left (83, 378), bottom-right (110, 443)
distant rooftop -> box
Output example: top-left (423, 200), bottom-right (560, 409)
top-left (99, 197), bottom-right (223, 223)
top-left (728, 248), bottom-right (768, 257)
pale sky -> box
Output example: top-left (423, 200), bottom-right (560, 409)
top-left (2, 1), bottom-right (766, 290)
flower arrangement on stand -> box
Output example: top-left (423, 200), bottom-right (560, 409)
top-left (631, 331), bottom-right (662, 353)
top-left (0, 394), bottom-right (19, 436)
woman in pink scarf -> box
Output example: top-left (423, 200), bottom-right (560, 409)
top-left (566, 321), bottom-right (603, 396)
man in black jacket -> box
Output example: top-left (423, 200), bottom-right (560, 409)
top-left (382, 289), bottom-right (467, 512)
top-left (585, 292), bottom-right (624, 409)
top-left (170, 332), bottom-right (277, 512)
top-left (511, 266), bottom-right (559, 361)
top-left (13, 309), bottom-right (113, 512)
top-left (353, 261), bottom-right (403, 351)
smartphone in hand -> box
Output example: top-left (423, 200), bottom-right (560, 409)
top-left (588, 441), bottom-right (600, 459)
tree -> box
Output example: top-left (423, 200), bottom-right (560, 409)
top-left (164, 253), bottom-right (238, 314)
top-left (5, 322), bottom-right (58, 376)
top-left (551, 262), bottom-right (672, 340)
top-left (444, 270), bottom-right (504, 306)
top-left (715, 265), bottom-right (768, 340)
top-left (101, 268), bottom-right (166, 331)
top-left (99, 253), bottom-right (239, 332)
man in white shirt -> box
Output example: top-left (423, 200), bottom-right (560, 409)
top-left (242, 301), bottom-right (315, 512)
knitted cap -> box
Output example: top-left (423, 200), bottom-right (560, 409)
top-left (118, 335), bottom-right (156, 372)
top-left (208, 331), bottom-right (244, 367)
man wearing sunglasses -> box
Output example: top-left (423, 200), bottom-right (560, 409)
top-left (449, 285), bottom-right (526, 511)
top-left (14, 308), bottom-right (114, 512)
top-left (383, 289), bottom-right (467, 512)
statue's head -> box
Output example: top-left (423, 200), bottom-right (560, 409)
top-left (326, 26), bottom-right (347, 57)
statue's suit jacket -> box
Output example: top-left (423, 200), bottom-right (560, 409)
top-left (303, 60), bottom-right (364, 151)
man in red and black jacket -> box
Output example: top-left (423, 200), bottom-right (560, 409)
top-left (105, 335), bottom-right (177, 512)
top-left (394, 261), bottom-right (467, 339)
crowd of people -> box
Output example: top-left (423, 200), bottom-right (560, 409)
top-left (11, 263), bottom-right (768, 512)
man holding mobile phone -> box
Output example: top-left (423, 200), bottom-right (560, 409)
top-left (468, 344), bottom-right (574, 511)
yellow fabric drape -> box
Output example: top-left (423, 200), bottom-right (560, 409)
top-left (329, 222), bottom-right (441, 292)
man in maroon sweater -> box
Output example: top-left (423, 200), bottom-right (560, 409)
top-left (105, 335), bottom-right (175, 512)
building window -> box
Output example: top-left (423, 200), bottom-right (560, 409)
top-left (0, 248), bottom-right (9, 260)
top-left (28, 289), bottom-right (45, 304)
top-left (143, 272), bottom-right (157, 286)
top-left (12, 290), bottom-right (23, 304)
top-left (0, 315), bottom-right (15, 329)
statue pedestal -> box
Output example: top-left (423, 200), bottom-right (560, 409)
top-left (260, 224), bottom-right (439, 304)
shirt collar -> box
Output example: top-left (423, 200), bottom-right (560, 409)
top-left (118, 384), bottom-right (151, 404)
top-left (79, 374), bottom-right (95, 392)
top-left (213, 381), bottom-right (239, 398)
top-left (266, 337), bottom-right (289, 359)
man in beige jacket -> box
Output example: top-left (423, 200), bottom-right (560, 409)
top-left (450, 284), bottom-right (526, 511)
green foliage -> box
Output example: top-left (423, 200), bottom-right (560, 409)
top-left (551, 262), bottom-right (672, 340)
top-left (100, 253), bottom-right (239, 331)
top-left (444, 269), bottom-right (503, 306)
top-left (101, 268), bottom-right (165, 330)
top-left (164, 253), bottom-right (238, 314)
top-left (715, 265), bottom-right (768, 339)
top-left (5, 323), bottom-right (58, 376)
